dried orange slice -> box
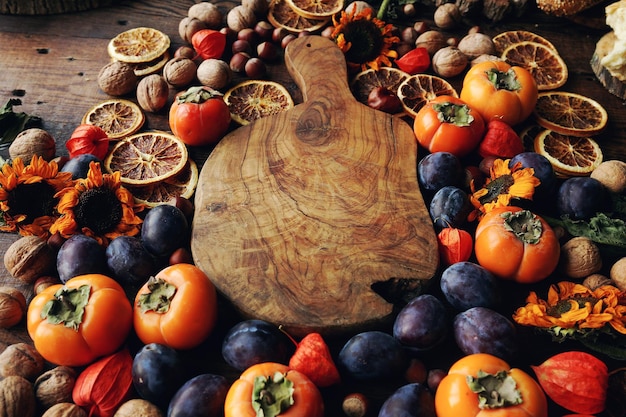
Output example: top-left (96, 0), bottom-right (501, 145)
top-left (133, 50), bottom-right (170, 77)
top-left (396, 74), bottom-right (458, 118)
top-left (493, 30), bottom-right (557, 56)
top-left (350, 67), bottom-right (410, 112)
top-left (268, 0), bottom-right (330, 33)
top-left (533, 91), bottom-right (608, 137)
top-left (518, 123), bottom-right (544, 152)
top-left (108, 27), bottom-right (170, 64)
top-left (82, 99), bottom-right (145, 140)
top-left (285, 0), bottom-right (343, 19)
top-left (104, 131), bottom-right (188, 185)
top-left (534, 129), bottom-right (603, 177)
top-left (501, 41), bottom-right (568, 90)
top-left (126, 159), bottom-right (198, 208)
top-left (224, 80), bottom-right (295, 125)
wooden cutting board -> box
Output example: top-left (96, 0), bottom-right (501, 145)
top-left (191, 35), bottom-right (439, 336)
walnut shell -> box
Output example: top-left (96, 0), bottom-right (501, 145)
top-left (0, 287), bottom-right (27, 328)
top-left (432, 46), bottom-right (468, 77)
top-left (226, 5), bottom-right (257, 32)
top-left (97, 61), bottom-right (138, 96)
top-left (4, 235), bottom-right (56, 284)
top-left (188, 2), bottom-right (223, 28)
top-left (590, 160), bottom-right (626, 194)
top-left (0, 375), bottom-right (36, 417)
top-left (114, 399), bottom-right (164, 417)
top-left (197, 59), bottom-right (232, 90)
top-left (0, 343), bottom-right (45, 381)
top-left (163, 57), bottom-right (197, 88)
top-left (9, 128), bottom-right (56, 162)
top-left (34, 366), bottom-right (77, 410)
top-left (582, 273), bottom-right (613, 290)
top-left (458, 32), bottom-right (496, 60)
top-left (178, 16), bottom-right (207, 44)
top-left (41, 403), bottom-right (87, 417)
top-left (559, 236), bottom-right (602, 279)
top-left (610, 257), bottom-right (626, 290)
top-left (415, 30), bottom-right (447, 56)
top-left (136, 74), bottom-right (169, 113)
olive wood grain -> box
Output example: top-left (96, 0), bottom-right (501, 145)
top-left (191, 36), bottom-right (439, 336)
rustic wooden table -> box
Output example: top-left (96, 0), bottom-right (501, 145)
top-left (0, 0), bottom-right (625, 415)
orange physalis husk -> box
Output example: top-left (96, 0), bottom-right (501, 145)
top-left (72, 348), bottom-right (134, 417)
top-left (437, 227), bottom-right (473, 266)
top-left (478, 119), bottom-right (525, 159)
top-left (288, 332), bottom-right (341, 388)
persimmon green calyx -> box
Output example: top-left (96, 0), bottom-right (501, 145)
top-left (40, 284), bottom-right (91, 330)
top-left (138, 276), bottom-right (177, 314)
top-left (501, 210), bottom-right (543, 244)
top-left (252, 372), bottom-right (295, 417)
top-left (466, 370), bottom-right (523, 409)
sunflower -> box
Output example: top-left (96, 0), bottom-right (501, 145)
top-left (513, 281), bottom-right (626, 337)
top-left (469, 159), bottom-right (540, 220)
top-left (0, 156), bottom-right (74, 238)
top-left (331, 7), bottom-right (399, 73)
top-left (50, 161), bottom-right (143, 246)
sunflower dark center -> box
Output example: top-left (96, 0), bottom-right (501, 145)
top-left (478, 175), bottom-right (515, 204)
top-left (342, 20), bottom-right (384, 64)
top-left (7, 182), bottom-right (57, 224)
top-left (74, 188), bottom-right (122, 235)
top-left (547, 297), bottom-right (598, 318)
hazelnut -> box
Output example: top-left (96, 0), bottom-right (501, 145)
top-left (42, 403), bottom-right (88, 417)
top-left (0, 375), bottom-right (36, 417)
top-left (163, 57), bottom-right (197, 88)
top-left (33, 276), bottom-right (61, 295)
top-left (367, 87), bottom-right (402, 113)
top-left (590, 160), bottom-right (626, 193)
top-left (583, 273), bottom-right (613, 290)
top-left (342, 393), bottom-right (369, 417)
top-left (136, 74), bottom-right (169, 113)
top-left (272, 27), bottom-right (289, 44)
top-left (4, 235), bottom-right (56, 284)
top-left (254, 21), bottom-right (274, 41)
top-left (34, 366), bottom-right (77, 410)
top-left (415, 30), bottom-right (447, 56)
top-left (559, 236), bottom-right (602, 279)
top-left (244, 57), bottom-right (266, 78)
top-left (227, 5), bottom-right (257, 32)
top-left (610, 257), bottom-right (626, 290)
top-left (281, 34), bottom-right (297, 49)
top-left (9, 127), bottom-right (56, 162)
top-left (434, 3), bottom-right (461, 29)
top-left (0, 287), bottom-right (26, 329)
top-left (174, 45), bottom-right (196, 60)
top-left (231, 39), bottom-right (253, 55)
top-left (401, 27), bottom-right (418, 44)
top-left (188, 2), bottom-right (223, 29)
top-left (114, 398), bottom-right (164, 417)
top-left (237, 27), bottom-right (259, 44)
top-left (97, 61), bottom-right (138, 96)
top-left (196, 59), bottom-right (232, 90)
top-left (431, 46), bottom-right (468, 78)
top-left (178, 16), bottom-right (207, 44)
top-left (413, 21), bottom-right (429, 34)
top-left (230, 52), bottom-right (250, 73)
top-left (0, 343), bottom-right (45, 381)
top-left (458, 32), bottom-right (496, 60)
top-left (257, 41), bottom-right (279, 61)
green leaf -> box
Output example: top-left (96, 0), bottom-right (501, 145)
top-left (0, 98), bottom-right (43, 146)
top-left (545, 212), bottom-right (626, 249)
top-left (41, 284), bottom-right (91, 330)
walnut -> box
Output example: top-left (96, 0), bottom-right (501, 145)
top-left (188, 2), bottom-right (223, 28)
top-left (415, 30), bottom-right (448, 56)
top-left (0, 343), bottom-right (45, 381)
top-left (559, 236), bottom-right (603, 279)
top-left (0, 375), bottom-right (36, 417)
top-left (178, 16), bottom-right (207, 44)
top-left (34, 366), bottom-right (77, 410)
top-left (136, 74), bottom-right (169, 113)
top-left (590, 160), bottom-right (626, 194)
top-left (434, 3), bottom-right (461, 29)
top-left (163, 57), bottom-right (197, 89)
top-left (41, 403), bottom-right (87, 417)
top-left (582, 273), bottom-right (613, 290)
top-left (9, 128), bottom-right (56, 162)
top-left (0, 287), bottom-right (27, 329)
top-left (4, 235), bottom-right (56, 284)
top-left (242, 0), bottom-right (269, 16)
top-left (610, 257), bottom-right (626, 291)
top-left (196, 59), bottom-right (232, 90)
top-left (114, 399), bottom-right (164, 417)
top-left (97, 61), bottom-right (138, 96)
top-left (227, 5), bottom-right (257, 32)
top-left (432, 46), bottom-right (468, 77)
top-left (457, 32), bottom-right (496, 60)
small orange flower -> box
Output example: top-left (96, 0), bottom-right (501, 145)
top-left (469, 159), bottom-right (539, 220)
top-left (50, 161), bottom-right (143, 246)
top-left (0, 156), bottom-right (74, 238)
top-left (331, 7), bottom-right (399, 73)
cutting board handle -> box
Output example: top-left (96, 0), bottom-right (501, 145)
top-left (284, 35), bottom-right (350, 103)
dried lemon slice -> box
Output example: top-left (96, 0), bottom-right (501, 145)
top-left (534, 129), bottom-right (603, 177)
top-left (82, 99), bottom-right (145, 140)
top-left (501, 41), bottom-right (568, 90)
top-left (104, 131), bottom-right (188, 185)
top-left (224, 80), bottom-right (295, 125)
top-left (108, 27), bottom-right (170, 64)
top-left (268, 0), bottom-right (330, 33)
top-left (285, 0), bottom-right (344, 19)
top-left (133, 50), bottom-right (170, 77)
top-left (126, 159), bottom-right (198, 207)
top-left (533, 91), bottom-right (608, 137)
top-left (396, 74), bottom-right (458, 118)
top-left (350, 67), bottom-right (410, 112)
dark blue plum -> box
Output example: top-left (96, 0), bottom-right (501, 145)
top-left (418, 152), bottom-right (464, 195)
top-left (338, 331), bottom-right (409, 381)
top-left (167, 373), bottom-right (229, 417)
top-left (106, 235), bottom-right (156, 287)
top-left (557, 177), bottom-right (607, 220)
top-left (60, 154), bottom-right (101, 179)
top-left (378, 383), bottom-right (436, 417)
top-left (509, 152), bottom-right (557, 201)
top-left (221, 319), bottom-right (293, 371)
top-left (56, 234), bottom-right (107, 283)
top-left (429, 186), bottom-right (472, 229)
top-left (393, 294), bottom-right (448, 350)
top-left (132, 343), bottom-right (187, 410)
top-left (141, 204), bottom-right (189, 258)
top-left (453, 306), bottom-right (518, 362)
top-left (440, 261), bottom-right (500, 311)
